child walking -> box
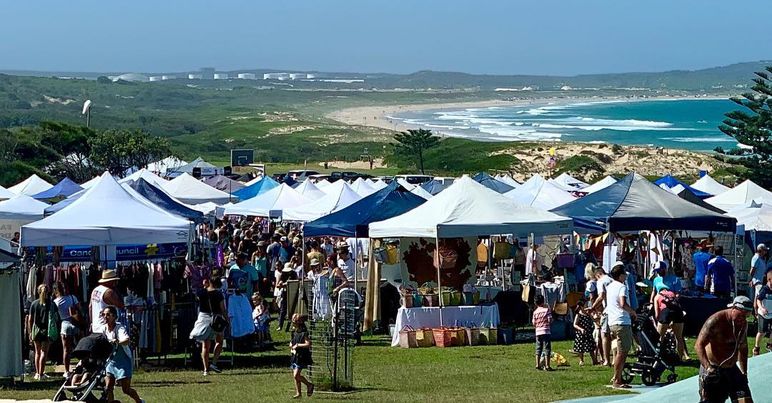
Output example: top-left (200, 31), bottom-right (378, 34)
top-left (572, 300), bottom-right (598, 366)
top-left (289, 314), bottom-right (314, 398)
top-left (532, 294), bottom-right (554, 371)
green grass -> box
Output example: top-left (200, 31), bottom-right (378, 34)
top-left (1, 330), bottom-right (743, 403)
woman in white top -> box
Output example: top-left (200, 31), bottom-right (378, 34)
top-left (53, 281), bottom-right (80, 378)
top-left (102, 305), bottom-right (143, 403)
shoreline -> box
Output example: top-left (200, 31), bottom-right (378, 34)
top-left (326, 94), bottom-right (730, 138)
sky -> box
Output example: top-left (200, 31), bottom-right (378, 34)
top-left (2, 0), bottom-right (771, 76)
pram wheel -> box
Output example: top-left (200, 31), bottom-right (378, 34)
top-left (666, 373), bottom-right (678, 384)
top-left (621, 367), bottom-right (634, 385)
top-left (641, 372), bottom-right (658, 386)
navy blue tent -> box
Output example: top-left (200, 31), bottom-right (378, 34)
top-left (232, 176), bottom-right (280, 201)
top-left (31, 178), bottom-right (82, 200)
top-left (421, 179), bottom-right (448, 195)
top-left (472, 172), bottom-right (514, 193)
top-left (654, 174), bottom-right (711, 198)
top-left (304, 181), bottom-right (426, 237)
top-left (129, 178), bottom-right (204, 221)
top-left (551, 173), bottom-right (736, 233)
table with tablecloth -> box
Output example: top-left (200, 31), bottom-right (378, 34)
top-left (390, 304), bottom-right (500, 347)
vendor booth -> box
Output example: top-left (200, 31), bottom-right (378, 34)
top-left (368, 175), bottom-right (573, 347)
top-left (232, 175), bottom-right (280, 201)
top-left (0, 249), bottom-right (23, 379)
top-left (30, 178), bottom-right (82, 200)
top-left (504, 174), bottom-right (576, 210)
top-left (162, 173), bottom-right (233, 205)
top-left (224, 183), bottom-right (309, 218)
top-left (0, 195), bottom-right (49, 240)
top-left (283, 180), bottom-right (362, 223)
top-left (8, 174), bottom-right (53, 197)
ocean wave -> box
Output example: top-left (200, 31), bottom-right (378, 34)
top-left (661, 136), bottom-right (736, 143)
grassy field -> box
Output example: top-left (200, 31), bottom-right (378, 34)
top-left (0, 329), bottom-right (739, 403)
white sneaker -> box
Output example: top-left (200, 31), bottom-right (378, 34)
top-left (202, 371), bottom-right (208, 376)
top-left (33, 374), bottom-right (40, 381)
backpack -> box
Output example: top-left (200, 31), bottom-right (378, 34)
top-left (660, 290), bottom-right (682, 311)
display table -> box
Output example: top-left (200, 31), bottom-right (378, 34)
top-left (390, 304), bottom-right (500, 347)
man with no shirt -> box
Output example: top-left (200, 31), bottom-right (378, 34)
top-left (695, 296), bottom-right (755, 403)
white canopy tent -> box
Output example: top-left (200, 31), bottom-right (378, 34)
top-left (369, 175), bottom-right (573, 238)
top-left (9, 174), bottom-right (53, 196)
top-left (80, 176), bottom-right (100, 190)
top-left (396, 178), bottom-right (416, 191)
top-left (315, 179), bottom-right (332, 189)
top-left (368, 178), bottom-right (388, 190)
top-left (244, 175), bottom-right (264, 186)
top-left (283, 180), bottom-right (362, 222)
top-left (504, 175), bottom-right (575, 210)
top-left (705, 180), bottom-right (772, 211)
top-left (147, 156), bottom-right (187, 176)
top-left (225, 183), bottom-right (309, 218)
top-left (550, 172), bottom-right (589, 191)
top-left (21, 172), bottom-right (192, 247)
top-left (410, 185), bottom-right (434, 200)
top-left (0, 184), bottom-right (15, 200)
top-left (495, 174), bottom-right (521, 188)
top-left (582, 176), bottom-right (617, 194)
top-left (727, 202), bottom-right (772, 232)
top-left (691, 174), bottom-right (731, 196)
top-left (162, 173), bottom-right (232, 205)
top-left (350, 178), bottom-right (378, 197)
top-left (294, 180), bottom-right (325, 201)
top-left (120, 168), bottom-right (169, 188)
top-left (0, 195), bottom-right (49, 240)
top-left (166, 157), bottom-right (219, 178)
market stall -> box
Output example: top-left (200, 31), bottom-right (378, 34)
top-left (162, 173), bottom-right (233, 205)
top-left (368, 175), bottom-right (573, 347)
top-left (225, 183), bottom-right (310, 218)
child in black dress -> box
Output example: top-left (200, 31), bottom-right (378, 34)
top-left (572, 300), bottom-right (598, 366)
top-left (290, 314), bottom-right (314, 398)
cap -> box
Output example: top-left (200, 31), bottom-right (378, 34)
top-left (758, 243), bottom-right (769, 251)
top-left (727, 296), bottom-right (754, 312)
top-left (256, 241), bottom-right (266, 247)
top-left (612, 261), bottom-right (625, 269)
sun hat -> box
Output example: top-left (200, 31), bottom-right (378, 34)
top-left (336, 241), bottom-right (349, 250)
top-left (309, 258), bottom-right (321, 267)
top-left (727, 296), bottom-right (754, 312)
top-left (98, 270), bottom-right (119, 284)
top-left (282, 262), bottom-right (295, 273)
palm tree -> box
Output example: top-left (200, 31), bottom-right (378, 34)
top-left (393, 129), bottom-right (440, 174)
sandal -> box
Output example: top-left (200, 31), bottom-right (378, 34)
top-left (612, 383), bottom-right (631, 389)
top-left (753, 346), bottom-right (760, 356)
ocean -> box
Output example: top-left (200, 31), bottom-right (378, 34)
top-left (390, 98), bottom-right (739, 151)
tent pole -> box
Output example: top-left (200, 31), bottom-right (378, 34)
top-left (436, 233), bottom-right (443, 327)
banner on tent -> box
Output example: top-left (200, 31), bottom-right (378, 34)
top-left (27, 243), bottom-right (188, 262)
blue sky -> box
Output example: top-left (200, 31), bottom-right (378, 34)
top-left (2, 0), bottom-right (770, 75)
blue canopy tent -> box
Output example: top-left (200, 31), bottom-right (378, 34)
top-left (304, 181), bottom-right (426, 237)
top-left (472, 172), bottom-right (514, 194)
top-left (128, 178), bottom-right (204, 221)
top-left (421, 179), bottom-right (448, 195)
top-left (551, 173), bottom-right (736, 233)
top-left (31, 178), bottom-right (83, 200)
top-left (655, 174), bottom-right (711, 198)
top-left (232, 176), bottom-right (280, 201)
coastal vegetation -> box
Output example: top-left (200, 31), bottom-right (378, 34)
top-left (392, 129), bottom-right (440, 174)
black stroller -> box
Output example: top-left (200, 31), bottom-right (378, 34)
top-left (53, 333), bottom-right (115, 402)
top-left (621, 305), bottom-right (679, 386)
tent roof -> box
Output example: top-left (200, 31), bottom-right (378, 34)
top-left (495, 174), bottom-right (521, 188)
top-left (147, 156), bottom-right (187, 175)
top-left (675, 187), bottom-right (725, 214)
top-left (582, 176), bottom-right (617, 194)
top-left (203, 175), bottom-right (245, 193)
top-left (551, 172), bottom-right (589, 190)
top-left (315, 179), bottom-right (332, 189)
top-left (368, 179), bottom-right (388, 190)
top-left (283, 180), bottom-right (362, 222)
top-left (128, 178), bottom-right (204, 220)
top-left (654, 174), bottom-right (711, 198)
top-left (172, 157), bottom-right (217, 171)
top-left (293, 180), bottom-right (325, 201)
top-left (9, 174), bottom-right (53, 196)
top-left (410, 185), bottom-right (434, 200)
top-left (0, 195), bottom-right (49, 220)
top-left (22, 172), bottom-right (191, 247)
top-left (705, 180), bottom-right (772, 211)
top-left (232, 176), bottom-right (280, 201)
top-left (691, 174), bottom-right (731, 196)
top-left (551, 173), bottom-right (736, 233)
top-left (727, 202), bottom-right (772, 232)
top-left (421, 179), bottom-right (449, 195)
top-left (504, 175), bottom-right (575, 210)
top-left (225, 183), bottom-right (309, 217)
top-left (80, 176), bottom-right (100, 189)
top-left (162, 173), bottom-right (232, 205)
top-left (304, 181), bottom-right (427, 237)
top-left (350, 178), bottom-right (378, 197)
top-left (472, 172), bottom-right (515, 193)
top-left (120, 169), bottom-right (169, 188)
top-left (369, 176), bottom-right (573, 238)
top-left (31, 178), bottom-right (83, 200)
top-left (0, 184), bottom-right (16, 200)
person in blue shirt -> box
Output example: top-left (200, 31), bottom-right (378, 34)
top-left (692, 243), bottom-right (712, 293)
top-left (705, 246), bottom-right (735, 299)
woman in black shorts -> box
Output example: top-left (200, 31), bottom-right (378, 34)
top-left (653, 283), bottom-right (689, 361)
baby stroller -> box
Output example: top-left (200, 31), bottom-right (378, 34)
top-left (621, 305), bottom-right (679, 386)
top-left (53, 333), bottom-right (115, 402)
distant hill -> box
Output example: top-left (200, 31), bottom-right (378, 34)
top-left (2, 60), bottom-right (770, 91)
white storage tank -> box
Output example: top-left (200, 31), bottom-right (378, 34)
top-left (237, 73), bottom-right (256, 79)
top-left (214, 73), bottom-right (229, 80)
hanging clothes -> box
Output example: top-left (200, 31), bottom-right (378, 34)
top-left (227, 293), bottom-right (255, 338)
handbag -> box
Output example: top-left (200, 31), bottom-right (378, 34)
top-left (385, 245), bottom-right (399, 265)
top-left (493, 241), bottom-right (510, 260)
top-left (47, 302), bottom-right (60, 340)
top-left (207, 292), bottom-right (228, 333)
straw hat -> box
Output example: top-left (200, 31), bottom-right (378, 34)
top-left (336, 241), bottom-right (349, 251)
top-left (98, 270), bottom-right (119, 284)
top-left (282, 263), bottom-right (295, 273)
top-left (309, 258), bottom-right (321, 267)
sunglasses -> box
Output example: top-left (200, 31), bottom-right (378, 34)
top-left (100, 312), bottom-right (114, 317)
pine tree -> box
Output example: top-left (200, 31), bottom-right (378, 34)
top-left (393, 129), bottom-right (440, 174)
top-left (719, 66), bottom-right (772, 187)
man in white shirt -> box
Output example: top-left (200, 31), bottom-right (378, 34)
top-left (605, 265), bottom-right (637, 389)
top-left (591, 264), bottom-right (616, 366)
top-left (749, 244), bottom-right (769, 299)
top-left (336, 242), bottom-right (356, 281)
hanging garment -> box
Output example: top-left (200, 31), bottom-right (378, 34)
top-left (227, 293), bottom-right (255, 338)
top-left (313, 274), bottom-right (332, 320)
